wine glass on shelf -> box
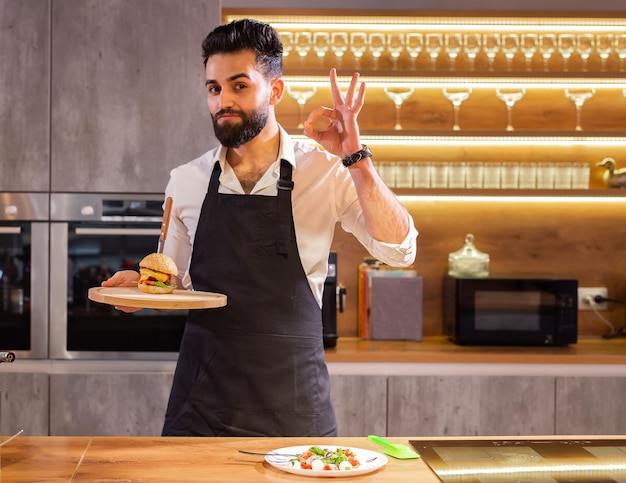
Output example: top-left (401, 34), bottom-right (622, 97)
top-left (279, 32), bottom-right (294, 59)
top-left (426, 33), bottom-right (443, 70)
top-left (463, 33), bottom-right (481, 71)
top-left (496, 88), bottom-right (526, 131)
top-left (539, 34), bottom-right (556, 71)
top-left (384, 87), bottom-right (414, 130)
top-left (286, 86), bottom-right (317, 129)
top-left (576, 34), bottom-right (594, 72)
top-left (405, 33), bottom-right (423, 68)
top-left (615, 34), bottom-right (626, 71)
top-left (330, 32), bottom-right (348, 66)
top-left (564, 88), bottom-right (595, 131)
top-left (558, 34), bottom-right (575, 72)
top-left (313, 32), bottom-right (330, 66)
top-left (387, 33), bottom-right (404, 69)
top-left (521, 34), bottom-right (538, 71)
top-left (482, 33), bottom-right (500, 72)
top-left (501, 33), bottom-right (519, 71)
top-left (368, 33), bottom-right (386, 69)
top-left (295, 32), bottom-right (312, 65)
top-left (443, 87), bottom-right (472, 131)
top-left (596, 34), bottom-right (614, 71)
top-left (350, 32), bottom-right (368, 69)
top-left (445, 33), bottom-right (462, 71)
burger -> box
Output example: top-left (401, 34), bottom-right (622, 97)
top-left (137, 253), bottom-right (179, 294)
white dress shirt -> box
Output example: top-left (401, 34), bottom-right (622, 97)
top-left (163, 126), bottom-right (418, 306)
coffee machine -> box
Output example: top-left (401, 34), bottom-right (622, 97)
top-left (322, 251), bottom-right (345, 348)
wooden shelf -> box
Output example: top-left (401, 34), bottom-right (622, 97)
top-left (391, 188), bottom-right (626, 197)
top-left (290, 130), bottom-right (626, 140)
top-left (324, 336), bottom-right (626, 365)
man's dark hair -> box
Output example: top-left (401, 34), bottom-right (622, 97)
top-left (201, 19), bottom-right (283, 79)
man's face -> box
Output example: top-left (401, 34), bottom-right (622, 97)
top-left (204, 50), bottom-right (272, 148)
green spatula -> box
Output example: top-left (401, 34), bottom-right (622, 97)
top-left (367, 435), bottom-right (420, 460)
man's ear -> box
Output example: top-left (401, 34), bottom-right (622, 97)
top-left (270, 77), bottom-right (284, 105)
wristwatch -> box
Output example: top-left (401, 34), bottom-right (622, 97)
top-left (341, 145), bottom-right (372, 168)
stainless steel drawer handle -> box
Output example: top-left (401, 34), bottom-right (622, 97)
top-left (74, 228), bottom-right (161, 236)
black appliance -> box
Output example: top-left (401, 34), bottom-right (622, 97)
top-left (0, 193), bottom-right (49, 359)
top-left (321, 251), bottom-right (345, 349)
top-left (444, 274), bottom-right (577, 346)
top-left (49, 193), bottom-right (185, 360)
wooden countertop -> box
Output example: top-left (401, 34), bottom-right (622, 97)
top-left (0, 436), bottom-right (437, 482)
top-left (324, 336), bottom-right (626, 364)
top-left (4, 435), bottom-right (626, 481)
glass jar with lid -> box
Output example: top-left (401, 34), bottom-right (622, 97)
top-left (448, 233), bottom-right (489, 278)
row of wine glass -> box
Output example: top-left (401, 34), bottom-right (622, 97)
top-left (279, 31), bottom-right (626, 72)
top-left (375, 161), bottom-right (591, 190)
top-left (286, 86), bottom-right (620, 131)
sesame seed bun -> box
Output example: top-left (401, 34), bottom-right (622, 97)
top-left (139, 253), bottom-right (178, 277)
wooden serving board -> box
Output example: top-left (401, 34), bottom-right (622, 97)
top-left (88, 286), bottom-right (227, 310)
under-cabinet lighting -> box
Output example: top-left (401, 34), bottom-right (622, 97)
top-left (291, 134), bottom-right (626, 147)
top-left (226, 15), bottom-right (626, 33)
top-left (285, 76), bottom-right (626, 90)
top-left (396, 195), bottom-right (626, 203)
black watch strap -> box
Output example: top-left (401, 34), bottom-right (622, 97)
top-left (341, 145), bottom-right (372, 167)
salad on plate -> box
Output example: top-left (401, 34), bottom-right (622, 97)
top-left (288, 446), bottom-right (360, 471)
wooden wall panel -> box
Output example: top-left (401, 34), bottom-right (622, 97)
top-left (332, 198), bottom-right (626, 338)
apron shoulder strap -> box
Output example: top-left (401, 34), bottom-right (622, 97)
top-left (276, 159), bottom-right (294, 257)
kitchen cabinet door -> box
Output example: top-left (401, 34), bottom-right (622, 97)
top-left (49, 373), bottom-right (173, 436)
top-left (387, 375), bottom-right (555, 437)
top-left (556, 376), bottom-right (626, 435)
top-left (50, 0), bottom-right (219, 193)
top-left (0, 372), bottom-right (49, 436)
top-left (0, 0), bottom-right (50, 192)
top-left (330, 375), bottom-right (387, 437)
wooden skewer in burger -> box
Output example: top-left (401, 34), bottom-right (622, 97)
top-left (137, 196), bottom-right (177, 294)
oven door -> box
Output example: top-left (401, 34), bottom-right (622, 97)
top-left (49, 223), bottom-right (186, 360)
top-left (0, 222), bottom-right (49, 358)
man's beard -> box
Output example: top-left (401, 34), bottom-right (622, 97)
top-left (212, 106), bottom-right (268, 148)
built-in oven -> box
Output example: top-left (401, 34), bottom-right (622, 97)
top-left (0, 193), bottom-right (49, 359)
top-left (49, 193), bottom-right (186, 360)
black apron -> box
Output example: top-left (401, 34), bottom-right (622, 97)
top-left (162, 160), bottom-right (337, 437)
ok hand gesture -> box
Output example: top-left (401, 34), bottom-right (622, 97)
top-left (303, 68), bottom-right (366, 158)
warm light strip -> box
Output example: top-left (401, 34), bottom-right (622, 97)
top-left (291, 134), bottom-right (626, 147)
top-left (396, 195), bottom-right (626, 203)
top-left (439, 461), bottom-right (626, 476)
top-left (285, 76), bottom-right (626, 90)
top-left (225, 15), bottom-right (626, 32)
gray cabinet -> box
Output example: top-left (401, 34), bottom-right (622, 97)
top-left (49, 373), bottom-right (173, 436)
top-left (0, 372), bottom-right (49, 436)
top-left (11, 371), bottom-right (626, 437)
top-left (330, 375), bottom-right (386, 437)
top-left (555, 376), bottom-right (626, 435)
top-left (49, 0), bottom-right (218, 192)
top-left (387, 375), bottom-right (555, 437)
top-left (0, 0), bottom-right (50, 192)
top-left (2, 0), bottom-right (220, 194)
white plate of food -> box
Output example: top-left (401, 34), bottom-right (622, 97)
top-left (264, 445), bottom-right (387, 478)
top-left (88, 286), bottom-right (227, 310)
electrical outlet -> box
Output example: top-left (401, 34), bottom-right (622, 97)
top-left (577, 287), bottom-right (608, 310)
